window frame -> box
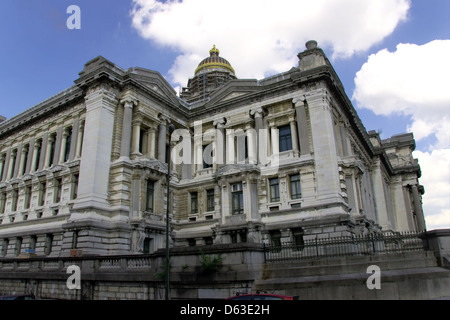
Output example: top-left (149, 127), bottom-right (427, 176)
top-left (269, 177), bottom-right (280, 202)
top-left (290, 174), bottom-right (302, 200)
top-left (231, 182), bottom-right (244, 215)
top-left (146, 180), bottom-right (155, 213)
top-left (190, 191), bottom-right (198, 214)
top-left (278, 124), bottom-right (292, 152)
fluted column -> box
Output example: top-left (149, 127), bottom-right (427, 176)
top-left (246, 124), bottom-right (257, 164)
top-left (289, 115), bottom-right (299, 156)
top-left (18, 144), bottom-right (29, 177)
top-left (75, 120), bottom-right (85, 159)
top-left (131, 119), bottom-right (142, 155)
top-left (226, 129), bottom-right (235, 164)
top-left (59, 128), bottom-right (70, 163)
top-left (411, 185), bottom-right (426, 231)
top-left (44, 134), bottom-right (55, 168)
top-left (120, 99), bottom-right (137, 159)
top-left (292, 97), bottom-right (311, 156)
top-left (7, 149), bottom-right (17, 180)
top-left (31, 140), bottom-right (41, 172)
top-left (157, 116), bottom-right (168, 162)
top-left (269, 122), bottom-right (279, 156)
top-left (213, 118), bottom-right (226, 168)
top-left (147, 127), bottom-right (156, 159)
top-left (0, 154), bottom-right (5, 181)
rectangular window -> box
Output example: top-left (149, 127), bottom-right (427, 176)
top-left (55, 178), bottom-right (62, 203)
top-left (39, 182), bottom-right (46, 206)
top-left (49, 135), bottom-right (56, 167)
top-left (269, 178), bottom-right (280, 202)
top-left (143, 238), bottom-right (152, 254)
top-left (12, 189), bottom-right (18, 212)
top-left (231, 183), bottom-right (244, 215)
top-left (270, 230), bottom-right (281, 252)
top-left (0, 191), bottom-right (6, 214)
top-left (206, 189), bottom-right (215, 212)
top-left (278, 125), bottom-right (292, 152)
top-left (72, 174), bottom-right (79, 200)
top-left (290, 174), bottom-right (301, 200)
top-left (190, 192), bottom-right (198, 214)
top-left (24, 186), bottom-right (32, 209)
top-left (64, 128), bottom-right (72, 162)
top-left (146, 180), bottom-right (154, 212)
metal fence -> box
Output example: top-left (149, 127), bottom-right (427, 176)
top-left (263, 231), bottom-right (428, 262)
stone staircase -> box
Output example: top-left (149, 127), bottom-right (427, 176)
top-left (254, 250), bottom-right (450, 299)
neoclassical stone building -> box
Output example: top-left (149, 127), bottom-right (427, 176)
top-left (0, 41), bottom-right (426, 257)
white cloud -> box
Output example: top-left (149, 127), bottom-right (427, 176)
top-left (413, 149), bottom-right (450, 230)
top-left (130, 0), bottom-right (410, 88)
top-left (353, 40), bottom-right (450, 230)
top-left (352, 40), bottom-right (450, 149)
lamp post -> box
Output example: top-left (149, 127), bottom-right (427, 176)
top-left (165, 123), bottom-right (175, 300)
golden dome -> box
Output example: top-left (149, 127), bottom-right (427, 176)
top-left (194, 45), bottom-right (235, 75)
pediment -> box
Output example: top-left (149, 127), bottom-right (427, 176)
top-left (208, 79), bottom-right (260, 105)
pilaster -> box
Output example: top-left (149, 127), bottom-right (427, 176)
top-left (72, 84), bottom-right (118, 212)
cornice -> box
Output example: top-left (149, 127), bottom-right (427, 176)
top-left (0, 86), bottom-right (84, 139)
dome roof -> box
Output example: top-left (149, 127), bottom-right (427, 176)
top-left (194, 45), bottom-right (235, 75)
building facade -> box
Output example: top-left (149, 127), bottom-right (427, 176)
top-left (0, 41), bottom-right (426, 257)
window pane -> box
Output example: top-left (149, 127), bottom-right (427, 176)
top-left (290, 174), bottom-right (301, 199)
top-left (191, 192), bottom-right (198, 213)
top-left (278, 125), bottom-right (292, 152)
top-left (206, 189), bottom-right (214, 211)
top-left (269, 178), bottom-right (280, 202)
top-left (146, 181), bottom-right (154, 212)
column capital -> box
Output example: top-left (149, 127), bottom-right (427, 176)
top-left (292, 95), bottom-right (307, 106)
top-left (213, 117), bottom-right (227, 128)
top-left (250, 108), bottom-right (264, 118)
top-left (158, 114), bottom-right (170, 125)
top-left (120, 97), bottom-right (139, 108)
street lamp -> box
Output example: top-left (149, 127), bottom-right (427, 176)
top-left (165, 123), bottom-right (175, 300)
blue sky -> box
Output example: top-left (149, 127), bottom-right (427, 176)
top-left (0, 0), bottom-right (449, 230)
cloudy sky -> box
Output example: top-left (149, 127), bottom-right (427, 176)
top-left (0, 0), bottom-right (449, 230)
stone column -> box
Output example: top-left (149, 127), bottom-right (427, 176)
top-left (213, 118), bottom-right (226, 167)
top-left (289, 115), bottom-right (299, 156)
top-left (25, 139), bottom-right (35, 175)
top-left (131, 119), bottom-right (142, 155)
top-left (38, 133), bottom-right (48, 171)
top-left (59, 128), bottom-right (70, 163)
top-left (246, 124), bottom-right (257, 164)
top-left (194, 130), bottom-right (203, 172)
top-left (293, 97), bottom-right (311, 156)
top-left (269, 122), bottom-right (279, 156)
top-left (44, 134), bottom-right (55, 168)
top-left (0, 153), bottom-right (5, 181)
top-left (372, 158), bottom-right (392, 231)
top-left (120, 99), bottom-right (136, 159)
top-left (226, 129), bottom-right (235, 164)
top-left (157, 116), bottom-right (168, 162)
top-left (13, 144), bottom-right (22, 179)
top-left (18, 144), bottom-right (28, 177)
top-left (411, 185), bottom-right (426, 231)
top-left (2, 150), bottom-right (11, 181)
top-left (7, 149), bottom-right (17, 180)
top-left (75, 120), bottom-right (85, 159)
top-left (31, 140), bottom-right (41, 173)
top-left (147, 127), bottom-right (156, 159)
top-left (52, 127), bottom-right (63, 166)
top-left (68, 119), bottom-right (79, 162)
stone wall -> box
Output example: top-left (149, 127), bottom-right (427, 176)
top-left (1, 232), bottom-right (449, 300)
